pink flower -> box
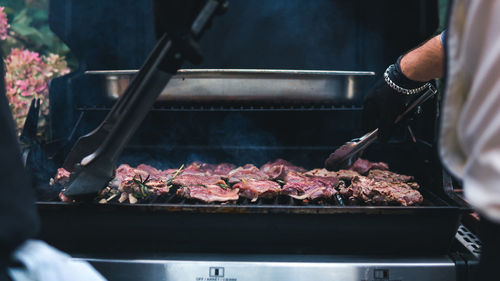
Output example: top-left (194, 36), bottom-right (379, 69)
top-left (0, 7), bottom-right (9, 40)
top-left (5, 48), bottom-right (71, 134)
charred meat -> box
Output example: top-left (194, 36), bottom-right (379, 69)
top-left (171, 173), bottom-right (222, 187)
top-left (335, 169), bottom-right (362, 181)
top-left (54, 158), bottom-right (423, 206)
top-left (260, 158), bottom-right (306, 180)
top-left (107, 164), bottom-right (177, 204)
top-left (182, 162), bottom-right (236, 177)
top-left (177, 184), bottom-right (239, 203)
top-left (233, 179), bottom-right (281, 202)
top-left (340, 176), bottom-right (423, 206)
top-left (51, 168), bottom-right (71, 186)
top-left (225, 164), bottom-right (269, 184)
top-left (282, 172), bottom-right (338, 200)
top-left (171, 163), bottom-right (225, 187)
top-left (367, 169), bottom-right (415, 184)
top-left (349, 158), bottom-right (389, 175)
top-left (302, 168), bottom-right (337, 178)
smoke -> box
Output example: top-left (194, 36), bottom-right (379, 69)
top-left (33, 0), bottom-right (439, 200)
top-left (187, 0), bottom-right (367, 70)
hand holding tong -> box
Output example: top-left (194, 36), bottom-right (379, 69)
top-left (324, 84), bottom-right (437, 171)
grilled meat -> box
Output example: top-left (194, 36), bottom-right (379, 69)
top-left (225, 164), bottom-right (269, 184)
top-left (171, 173), bottom-right (222, 186)
top-left (367, 169), bottom-right (415, 184)
top-left (177, 184), bottom-right (239, 203)
top-left (260, 159), bottom-right (306, 180)
top-left (136, 164), bottom-right (170, 177)
top-left (98, 164), bottom-right (178, 204)
top-left (171, 162), bottom-right (226, 187)
top-left (183, 162), bottom-right (236, 177)
top-left (172, 163), bottom-right (239, 203)
top-left (118, 164), bottom-right (171, 190)
top-left (51, 168), bottom-right (71, 186)
top-left (55, 158), bottom-right (423, 206)
top-left (282, 172), bottom-right (338, 200)
top-left (340, 176), bottom-right (423, 206)
top-left (335, 169), bottom-right (362, 181)
top-left (348, 158), bottom-right (389, 175)
top-left (233, 179), bottom-right (281, 202)
top-left (211, 163), bottom-right (238, 176)
top-left (58, 192), bottom-right (73, 202)
top-left (304, 168), bottom-right (360, 183)
top-left (303, 168), bottom-right (336, 178)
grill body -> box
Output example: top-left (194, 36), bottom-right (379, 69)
top-left (38, 197), bottom-right (461, 256)
top-left (36, 0), bottom-right (470, 260)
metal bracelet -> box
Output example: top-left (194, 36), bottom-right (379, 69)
top-left (384, 65), bottom-right (431, 95)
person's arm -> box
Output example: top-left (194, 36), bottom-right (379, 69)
top-left (400, 34), bottom-right (444, 81)
top-left (362, 33), bottom-right (445, 140)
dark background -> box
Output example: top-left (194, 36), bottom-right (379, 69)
top-left (46, 0), bottom-right (439, 170)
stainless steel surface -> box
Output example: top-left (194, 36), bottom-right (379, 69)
top-left (456, 225), bottom-right (481, 258)
top-left (86, 69), bottom-right (376, 104)
top-left (82, 255), bottom-right (456, 281)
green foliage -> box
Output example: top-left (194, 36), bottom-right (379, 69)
top-left (0, 0), bottom-right (76, 69)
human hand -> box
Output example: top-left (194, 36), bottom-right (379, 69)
top-left (362, 59), bottom-right (430, 141)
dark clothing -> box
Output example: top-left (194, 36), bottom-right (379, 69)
top-left (0, 55), bottom-right (39, 269)
top-left (478, 216), bottom-right (500, 280)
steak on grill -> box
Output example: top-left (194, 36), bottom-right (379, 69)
top-left (349, 158), bottom-right (389, 175)
top-left (304, 168), bottom-right (361, 183)
top-left (233, 179), bottom-right (281, 202)
top-left (336, 169), bottom-right (362, 181)
top-left (282, 172), bottom-right (338, 200)
top-left (367, 169), bottom-right (416, 185)
top-left (260, 159), bottom-right (306, 180)
top-left (109, 164), bottom-right (174, 204)
top-left (182, 162), bottom-right (236, 177)
top-left (302, 168), bottom-right (336, 178)
top-left (177, 184), bottom-right (239, 203)
top-left (54, 158), bottom-right (423, 206)
top-left (171, 173), bottom-right (222, 187)
top-left (171, 162), bottom-right (227, 187)
top-left (225, 164), bottom-right (269, 184)
top-left (339, 176), bottom-right (423, 206)
top-left (51, 168), bottom-right (71, 186)
top-left (172, 162), bottom-right (241, 203)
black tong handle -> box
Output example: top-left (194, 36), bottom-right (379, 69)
top-left (63, 0), bottom-right (226, 197)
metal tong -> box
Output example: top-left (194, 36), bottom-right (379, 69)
top-left (324, 84), bottom-right (437, 171)
top-left (62, 0), bottom-right (226, 198)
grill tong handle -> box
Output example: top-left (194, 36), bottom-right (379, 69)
top-left (62, 0), bottom-right (226, 198)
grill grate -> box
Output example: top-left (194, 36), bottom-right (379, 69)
top-left (130, 188), bottom-right (377, 208)
top-left (96, 183), bottom-right (444, 211)
top-left (77, 105), bottom-right (363, 112)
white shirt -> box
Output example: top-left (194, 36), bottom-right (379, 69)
top-left (440, 0), bottom-right (500, 222)
top-left (8, 240), bottom-right (106, 281)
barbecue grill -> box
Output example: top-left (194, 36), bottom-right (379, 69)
top-left (31, 0), bottom-right (480, 280)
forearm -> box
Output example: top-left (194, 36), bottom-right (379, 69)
top-left (400, 34), bottom-right (445, 82)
